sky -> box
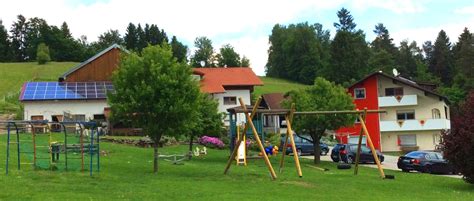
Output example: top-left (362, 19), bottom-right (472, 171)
top-left (1, 0), bottom-right (473, 75)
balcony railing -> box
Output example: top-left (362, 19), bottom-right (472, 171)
top-left (378, 95), bottom-right (417, 107)
top-left (380, 119), bottom-right (450, 132)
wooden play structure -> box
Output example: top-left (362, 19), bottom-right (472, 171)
top-left (224, 97), bottom-right (389, 180)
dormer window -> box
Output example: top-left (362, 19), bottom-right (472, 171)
top-left (354, 88), bottom-right (366, 99)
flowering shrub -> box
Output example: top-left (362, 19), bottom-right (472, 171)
top-left (198, 136), bottom-right (225, 149)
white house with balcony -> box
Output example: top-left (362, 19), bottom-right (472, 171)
top-left (336, 71), bottom-right (450, 152)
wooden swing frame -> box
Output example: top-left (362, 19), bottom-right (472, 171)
top-left (224, 97), bottom-right (387, 180)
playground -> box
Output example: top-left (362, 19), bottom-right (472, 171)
top-left (0, 135), bottom-right (472, 200)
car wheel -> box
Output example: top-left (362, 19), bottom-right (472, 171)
top-left (320, 149), bottom-right (328, 156)
top-left (346, 156), bottom-right (354, 164)
top-left (402, 169), bottom-right (409, 173)
top-left (423, 165), bottom-right (432, 174)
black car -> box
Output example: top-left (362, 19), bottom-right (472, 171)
top-left (330, 144), bottom-right (384, 164)
top-left (280, 134), bottom-right (329, 156)
top-left (397, 151), bottom-right (455, 174)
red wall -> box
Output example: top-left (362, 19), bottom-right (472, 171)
top-left (336, 75), bottom-right (382, 150)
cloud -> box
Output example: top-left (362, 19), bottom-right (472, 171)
top-left (391, 16), bottom-right (474, 46)
top-left (349, 0), bottom-right (429, 14)
top-left (454, 5), bottom-right (474, 15)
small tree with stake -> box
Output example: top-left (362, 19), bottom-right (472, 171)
top-left (109, 44), bottom-right (200, 173)
top-left (442, 91), bottom-right (474, 184)
top-left (283, 77), bottom-right (355, 164)
top-left (187, 94), bottom-right (224, 159)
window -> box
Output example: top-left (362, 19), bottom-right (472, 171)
top-left (223, 96), bottom-right (237, 105)
top-left (72, 114), bottom-right (86, 121)
top-left (93, 114), bottom-right (106, 120)
top-left (399, 134), bottom-right (417, 146)
top-left (31, 115), bottom-right (44, 120)
top-left (444, 106), bottom-right (449, 119)
top-left (432, 109), bottom-right (441, 119)
top-left (397, 110), bottom-right (415, 120)
top-left (385, 87), bottom-right (404, 96)
top-left (354, 88), bottom-right (366, 99)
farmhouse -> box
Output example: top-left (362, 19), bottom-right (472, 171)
top-left (336, 72), bottom-right (451, 152)
top-left (20, 44), bottom-right (263, 128)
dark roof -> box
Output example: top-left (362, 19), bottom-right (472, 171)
top-left (350, 72), bottom-right (449, 102)
top-left (60, 44), bottom-right (128, 80)
top-left (261, 93), bottom-right (285, 110)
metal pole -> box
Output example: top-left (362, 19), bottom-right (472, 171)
top-left (63, 123), bottom-right (68, 171)
top-left (97, 125), bottom-right (100, 172)
top-left (6, 123), bottom-right (11, 175)
top-left (90, 127), bottom-right (94, 176)
top-left (15, 123), bottom-right (20, 170)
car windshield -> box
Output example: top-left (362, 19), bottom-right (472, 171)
top-left (406, 152), bottom-right (425, 158)
top-left (435, 152), bottom-right (444, 159)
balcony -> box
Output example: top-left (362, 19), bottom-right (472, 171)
top-left (380, 119), bottom-right (451, 132)
top-left (378, 95), bottom-right (417, 107)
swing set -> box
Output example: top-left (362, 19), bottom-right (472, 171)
top-left (224, 97), bottom-right (390, 180)
top-left (2, 120), bottom-right (100, 176)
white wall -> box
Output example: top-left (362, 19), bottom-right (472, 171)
top-left (23, 100), bottom-right (109, 121)
top-left (212, 89), bottom-right (251, 125)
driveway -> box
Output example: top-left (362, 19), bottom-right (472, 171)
top-left (302, 153), bottom-right (462, 179)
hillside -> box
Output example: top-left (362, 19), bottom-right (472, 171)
top-left (0, 62), bottom-right (77, 116)
top-left (254, 76), bottom-right (308, 96)
top-left (0, 62), bottom-right (78, 97)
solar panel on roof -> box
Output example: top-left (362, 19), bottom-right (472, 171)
top-left (20, 82), bottom-right (114, 101)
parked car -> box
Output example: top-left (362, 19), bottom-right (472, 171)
top-left (280, 134), bottom-right (329, 156)
top-left (330, 144), bottom-right (384, 164)
top-left (397, 151), bottom-right (455, 174)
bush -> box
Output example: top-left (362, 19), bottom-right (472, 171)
top-left (198, 136), bottom-right (225, 149)
top-left (442, 91), bottom-right (474, 184)
top-left (36, 43), bottom-right (51, 65)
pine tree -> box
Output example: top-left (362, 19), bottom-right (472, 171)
top-left (124, 23), bottom-right (138, 51)
top-left (329, 8), bottom-right (370, 85)
top-left (136, 24), bottom-right (147, 52)
top-left (430, 30), bottom-right (454, 85)
top-left (0, 20), bottom-right (12, 61)
top-left (60, 22), bottom-right (72, 39)
top-left (148, 24), bottom-right (161, 45)
top-left (453, 28), bottom-right (474, 91)
top-left (10, 15), bottom-right (29, 61)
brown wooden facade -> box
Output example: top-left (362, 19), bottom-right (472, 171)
top-left (63, 47), bottom-right (121, 82)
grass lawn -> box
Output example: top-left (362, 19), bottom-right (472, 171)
top-left (0, 134), bottom-right (472, 200)
top-left (254, 77), bottom-right (308, 96)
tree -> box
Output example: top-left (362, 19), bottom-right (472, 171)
top-left (136, 24), bottom-right (147, 52)
top-left (368, 49), bottom-right (395, 74)
top-left (333, 7), bottom-right (356, 32)
top-left (430, 30), bottom-right (454, 85)
top-left (0, 20), bottom-right (12, 61)
top-left (217, 44), bottom-right (241, 67)
top-left (170, 35), bottom-right (188, 63)
top-left (10, 15), bottom-right (29, 61)
top-left (240, 56), bottom-right (250, 67)
top-left (190, 36), bottom-right (216, 67)
top-left (92, 29), bottom-right (123, 51)
top-left (452, 28), bottom-right (474, 92)
top-left (109, 44), bottom-right (200, 173)
top-left (124, 23), bottom-right (138, 51)
top-left (187, 94), bottom-right (223, 159)
top-left (282, 77), bottom-right (355, 164)
top-left (266, 23), bottom-right (330, 84)
top-left (36, 42), bottom-right (50, 64)
top-left (329, 9), bottom-right (370, 85)
top-left (442, 91), bottom-right (474, 184)
top-left (60, 22), bottom-right (72, 39)
top-left (395, 40), bottom-right (421, 78)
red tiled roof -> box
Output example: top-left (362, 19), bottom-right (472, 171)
top-left (193, 68), bottom-right (263, 93)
